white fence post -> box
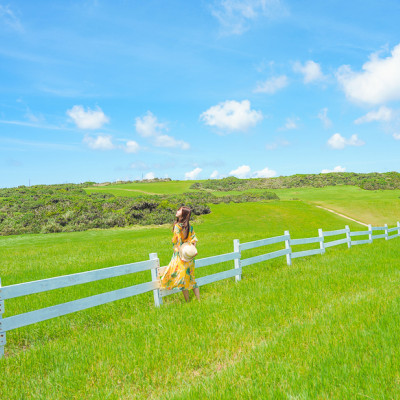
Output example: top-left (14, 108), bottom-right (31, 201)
top-left (368, 224), bottom-right (373, 243)
top-left (0, 278), bottom-right (5, 359)
top-left (150, 253), bottom-right (162, 307)
top-left (384, 224), bottom-right (388, 240)
top-left (345, 225), bottom-right (351, 248)
top-left (318, 228), bottom-right (325, 254)
top-left (284, 230), bottom-right (292, 266)
top-left (398, 222), bottom-right (400, 235)
top-left (233, 239), bottom-right (241, 282)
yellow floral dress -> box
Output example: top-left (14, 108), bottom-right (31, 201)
top-left (160, 223), bottom-right (198, 291)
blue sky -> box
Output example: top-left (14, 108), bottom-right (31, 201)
top-left (1, 0), bottom-right (400, 187)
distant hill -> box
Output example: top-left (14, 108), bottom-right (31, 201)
top-left (191, 172), bottom-right (400, 191)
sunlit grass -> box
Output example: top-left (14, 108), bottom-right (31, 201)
top-left (1, 201), bottom-right (399, 399)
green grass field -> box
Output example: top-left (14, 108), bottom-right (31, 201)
top-left (1, 195), bottom-right (400, 399)
top-left (85, 181), bottom-right (400, 226)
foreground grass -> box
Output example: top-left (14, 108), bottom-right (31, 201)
top-left (1, 202), bottom-right (399, 398)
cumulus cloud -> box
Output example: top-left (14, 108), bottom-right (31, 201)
top-left (229, 165), bottom-right (251, 178)
top-left (253, 167), bottom-right (277, 178)
top-left (229, 165), bottom-right (276, 178)
top-left (327, 133), bottom-right (365, 150)
top-left (83, 135), bottom-right (115, 150)
top-left (393, 133), bottom-right (400, 140)
top-left (200, 100), bottom-right (263, 132)
top-left (135, 111), bottom-right (189, 150)
top-left (185, 167), bottom-right (202, 180)
top-left (125, 140), bottom-right (140, 153)
top-left (67, 105), bottom-right (110, 130)
top-left (317, 108), bottom-right (332, 129)
top-left (354, 106), bottom-right (393, 124)
top-left (337, 43), bottom-right (400, 104)
top-left (254, 75), bottom-right (288, 94)
top-left (211, 0), bottom-right (287, 35)
top-left (210, 170), bottom-right (219, 179)
top-left (144, 172), bottom-right (155, 180)
top-left (293, 60), bottom-right (325, 83)
top-left (321, 166), bottom-right (346, 174)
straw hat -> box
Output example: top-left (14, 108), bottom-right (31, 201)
top-left (179, 242), bottom-right (198, 262)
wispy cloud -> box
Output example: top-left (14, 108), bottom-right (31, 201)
top-left (354, 106), bottom-right (393, 124)
top-left (317, 108), bottom-right (332, 129)
top-left (0, 119), bottom-right (72, 131)
top-left (254, 75), bottom-right (288, 94)
top-left (0, 137), bottom-right (80, 151)
top-left (211, 0), bottom-right (288, 35)
top-left (135, 111), bottom-right (189, 150)
top-left (321, 165), bottom-right (346, 173)
top-left (265, 138), bottom-right (290, 150)
top-left (0, 4), bottom-right (23, 32)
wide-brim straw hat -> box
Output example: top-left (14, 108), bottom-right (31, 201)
top-left (180, 242), bottom-right (198, 262)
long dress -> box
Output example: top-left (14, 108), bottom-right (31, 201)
top-left (160, 223), bottom-right (198, 291)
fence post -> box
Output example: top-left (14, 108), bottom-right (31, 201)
top-left (345, 225), bottom-right (351, 248)
top-left (233, 239), bottom-right (242, 282)
top-left (150, 253), bottom-right (162, 307)
top-left (384, 224), bottom-right (388, 240)
top-left (0, 278), bottom-right (5, 359)
top-left (284, 230), bottom-right (292, 266)
top-left (318, 228), bottom-right (325, 254)
top-left (398, 221), bottom-right (400, 236)
top-left (368, 224), bottom-right (373, 243)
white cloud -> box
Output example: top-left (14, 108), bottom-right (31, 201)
top-left (200, 100), bottom-right (263, 132)
top-left (393, 133), bottom-right (400, 140)
top-left (293, 60), bottom-right (325, 83)
top-left (317, 108), bottom-right (332, 129)
top-left (83, 135), bottom-right (115, 150)
top-left (154, 134), bottom-right (190, 150)
top-left (229, 165), bottom-right (251, 178)
top-left (211, 0), bottom-right (287, 35)
top-left (144, 172), bottom-right (155, 180)
top-left (185, 167), bottom-right (202, 180)
top-left (135, 111), bottom-right (189, 150)
top-left (253, 167), bottom-right (277, 178)
top-left (327, 133), bottom-right (365, 150)
top-left (210, 170), bottom-right (219, 179)
top-left (135, 111), bottom-right (166, 137)
top-left (354, 106), bottom-right (393, 124)
top-left (229, 164), bottom-right (277, 178)
top-left (337, 43), bottom-right (400, 104)
top-left (254, 75), bottom-right (288, 94)
top-left (125, 140), bottom-right (140, 153)
top-left (280, 117), bottom-right (298, 130)
top-left (321, 166), bottom-right (346, 174)
top-left (67, 105), bottom-right (109, 130)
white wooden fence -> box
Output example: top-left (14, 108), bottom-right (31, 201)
top-left (1, 221), bottom-right (399, 358)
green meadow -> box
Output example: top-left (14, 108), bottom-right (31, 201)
top-left (85, 181), bottom-right (400, 226)
top-left (1, 189), bottom-right (400, 398)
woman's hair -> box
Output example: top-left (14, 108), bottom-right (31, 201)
top-left (175, 206), bottom-right (191, 240)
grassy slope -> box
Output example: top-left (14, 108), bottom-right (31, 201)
top-left (85, 181), bottom-right (400, 226)
top-left (2, 201), bottom-right (400, 398)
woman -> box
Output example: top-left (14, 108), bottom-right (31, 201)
top-left (160, 206), bottom-right (200, 302)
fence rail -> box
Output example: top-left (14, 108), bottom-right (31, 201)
top-left (1, 221), bottom-right (400, 358)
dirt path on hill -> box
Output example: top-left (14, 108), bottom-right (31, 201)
top-left (315, 205), bottom-right (369, 227)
